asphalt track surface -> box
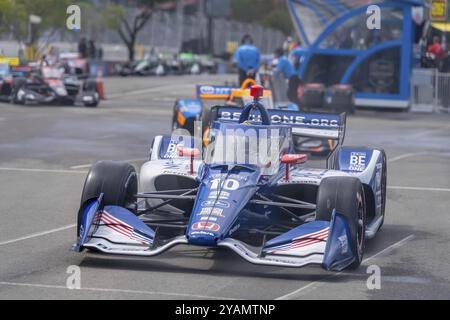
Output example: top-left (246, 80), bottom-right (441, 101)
top-left (0, 74), bottom-right (449, 300)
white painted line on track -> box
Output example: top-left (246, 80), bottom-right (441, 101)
top-left (388, 186), bottom-right (450, 192)
top-left (108, 88), bottom-right (163, 99)
top-left (0, 167), bottom-right (87, 174)
top-left (0, 225), bottom-right (76, 246)
top-left (388, 152), bottom-right (425, 163)
top-left (69, 164), bottom-right (94, 170)
top-left (362, 235), bottom-right (415, 263)
top-left (108, 84), bottom-right (192, 99)
top-left (70, 158), bottom-right (148, 170)
top-left (411, 125), bottom-right (450, 138)
top-left (275, 235), bottom-right (415, 300)
top-left (0, 281), bottom-right (239, 300)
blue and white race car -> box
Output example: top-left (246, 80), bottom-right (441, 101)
top-left (172, 77), bottom-right (336, 156)
top-left (74, 86), bottom-right (387, 271)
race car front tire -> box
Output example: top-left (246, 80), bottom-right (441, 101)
top-left (316, 177), bottom-right (366, 269)
top-left (78, 161), bottom-right (138, 235)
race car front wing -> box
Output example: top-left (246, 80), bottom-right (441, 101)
top-left (74, 195), bottom-right (357, 271)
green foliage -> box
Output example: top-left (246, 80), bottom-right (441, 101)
top-left (101, 0), bottom-right (172, 61)
top-left (260, 8), bottom-right (293, 35)
top-left (2, 0), bottom-right (71, 43)
top-left (101, 4), bottom-right (127, 32)
top-left (230, 0), bottom-right (293, 35)
top-left (0, 0), bottom-right (13, 33)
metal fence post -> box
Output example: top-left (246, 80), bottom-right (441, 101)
top-left (434, 69), bottom-right (439, 112)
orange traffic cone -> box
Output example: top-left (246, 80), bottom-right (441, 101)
top-left (96, 68), bottom-right (106, 100)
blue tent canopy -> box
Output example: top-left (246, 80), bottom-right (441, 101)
top-left (287, 0), bottom-right (425, 108)
top-left (288, 0), bottom-right (424, 47)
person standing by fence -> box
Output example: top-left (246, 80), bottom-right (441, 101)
top-left (289, 43), bottom-right (306, 77)
top-left (234, 35), bottom-right (261, 87)
top-left (273, 48), bottom-right (301, 106)
top-left (88, 39), bottom-right (96, 60)
top-left (78, 38), bottom-right (87, 59)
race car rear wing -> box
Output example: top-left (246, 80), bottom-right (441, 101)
top-left (196, 81), bottom-right (272, 100)
top-left (210, 106), bottom-right (347, 144)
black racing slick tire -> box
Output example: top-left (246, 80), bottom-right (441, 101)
top-left (316, 177), bottom-right (366, 269)
top-left (77, 161), bottom-right (138, 235)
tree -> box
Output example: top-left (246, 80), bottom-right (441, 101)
top-left (7, 0), bottom-right (70, 45)
top-left (0, 0), bottom-right (13, 34)
top-left (102, 0), bottom-right (172, 62)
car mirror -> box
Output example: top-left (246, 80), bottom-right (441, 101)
top-left (177, 147), bottom-right (201, 176)
top-left (281, 154), bottom-right (308, 181)
top-left (177, 147), bottom-right (201, 158)
top-left (281, 154), bottom-right (308, 165)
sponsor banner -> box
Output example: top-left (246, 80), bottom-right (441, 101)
top-left (208, 191), bottom-right (230, 200)
top-left (201, 200), bottom-right (230, 208)
top-left (192, 222), bottom-right (221, 232)
top-left (190, 230), bottom-right (215, 237)
top-left (349, 152), bottom-right (367, 172)
top-left (430, 0), bottom-right (448, 21)
top-left (216, 107), bottom-right (342, 129)
top-left (337, 149), bottom-right (373, 173)
top-left (197, 207), bottom-right (225, 217)
top-left (196, 85), bottom-right (235, 100)
top-left (200, 216), bottom-right (218, 221)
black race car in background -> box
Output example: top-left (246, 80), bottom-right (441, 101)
top-left (12, 64), bottom-right (100, 107)
top-left (119, 54), bottom-right (166, 77)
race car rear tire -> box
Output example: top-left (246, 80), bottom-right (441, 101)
top-left (316, 177), bottom-right (366, 269)
top-left (78, 161), bottom-right (138, 235)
